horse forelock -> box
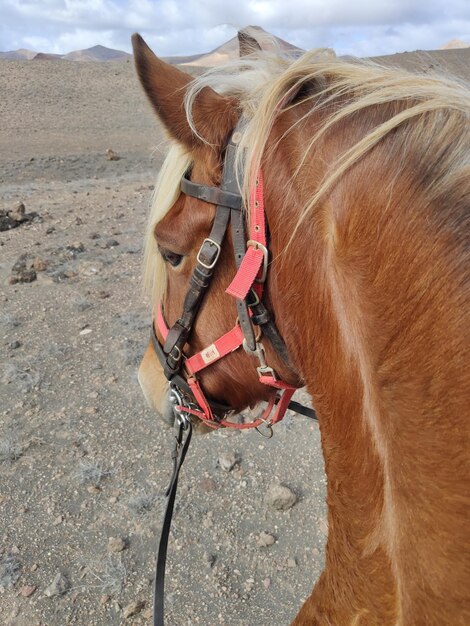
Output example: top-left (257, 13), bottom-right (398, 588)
top-left (143, 144), bottom-right (192, 309)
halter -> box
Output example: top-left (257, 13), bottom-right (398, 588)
top-left (151, 118), bottom-right (313, 433)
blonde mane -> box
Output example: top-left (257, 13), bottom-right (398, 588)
top-left (145, 49), bottom-right (470, 304)
top-left (188, 50), bottom-right (469, 230)
top-left (143, 144), bottom-right (192, 307)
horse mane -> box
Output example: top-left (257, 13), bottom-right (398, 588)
top-left (145, 48), bottom-right (470, 304)
top-left (186, 49), bottom-right (470, 230)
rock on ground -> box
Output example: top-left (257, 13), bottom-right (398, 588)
top-left (44, 572), bottom-right (69, 597)
top-left (264, 483), bottom-right (298, 510)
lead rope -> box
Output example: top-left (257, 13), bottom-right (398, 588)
top-left (153, 405), bottom-right (318, 625)
top-left (153, 415), bottom-right (192, 626)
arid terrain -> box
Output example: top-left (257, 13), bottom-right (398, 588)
top-left (1, 48), bottom-right (469, 626)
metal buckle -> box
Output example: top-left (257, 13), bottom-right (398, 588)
top-left (165, 345), bottom-right (182, 378)
top-left (247, 240), bottom-right (268, 283)
top-left (169, 344), bottom-right (181, 362)
top-left (243, 341), bottom-right (277, 380)
top-left (246, 288), bottom-right (260, 307)
top-left (196, 238), bottom-right (221, 270)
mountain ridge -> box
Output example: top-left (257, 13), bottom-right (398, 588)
top-left (0, 44), bottom-right (131, 62)
top-left (1, 32), bottom-right (469, 65)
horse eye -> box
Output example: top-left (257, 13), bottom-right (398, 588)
top-left (161, 249), bottom-right (183, 267)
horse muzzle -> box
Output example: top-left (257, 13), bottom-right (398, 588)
top-left (138, 340), bottom-right (174, 426)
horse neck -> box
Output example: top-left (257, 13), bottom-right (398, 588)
top-left (262, 102), bottom-right (469, 618)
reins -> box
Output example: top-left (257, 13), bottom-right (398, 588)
top-left (150, 118), bottom-right (317, 625)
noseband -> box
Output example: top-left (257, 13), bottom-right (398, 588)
top-left (151, 118), bottom-right (315, 432)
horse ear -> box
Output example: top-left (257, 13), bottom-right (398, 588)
top-left (132, 33), bottom-right (238, 151)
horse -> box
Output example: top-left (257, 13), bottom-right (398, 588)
top-left (133, 32), bottom-right (470, 625)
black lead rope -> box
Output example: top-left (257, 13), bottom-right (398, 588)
top-left (153, 416), bottom-right (192, 626)
top-left (152, 405), bottom-right (317, 626)
top-left (284, 400), bottom-right (317, 420)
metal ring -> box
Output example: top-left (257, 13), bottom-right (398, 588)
top-left (255, 418), bottom-right (274, 439)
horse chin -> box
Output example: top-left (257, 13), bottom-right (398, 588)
top-left (138, 374), bottom-right (174, 427)
top-left (138, 341), bottom-right (171, 420)
top-left (159, 400), bottom-right (177, 428)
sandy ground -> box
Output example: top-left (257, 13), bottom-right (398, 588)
top-left (0, 58), bottom-right (325, 626)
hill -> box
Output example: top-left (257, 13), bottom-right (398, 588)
top-left (33, 52), bottom-right (63, 61)
top-left (372, 48), bottom-right (470, 83)
top-left (0, 45), bottom-right (131, 62)
top-left (0, 48), bottom-right (36, 60)
top-left (440, 38), bottom-right (470, 50)
top-left (64, 44), bottom-right (131, 62)
top-left (174, 26), bottom-right (303, 67)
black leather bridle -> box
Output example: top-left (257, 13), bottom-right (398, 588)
top-left (149, 118), bottom-right (317, 626)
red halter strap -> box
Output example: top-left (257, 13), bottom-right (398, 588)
top-left (156, 167), bottom-right (298, 431)
top-left (226, 170), bottom-right (267, 300)
top-left (156, 304), bottom-right (297, 431)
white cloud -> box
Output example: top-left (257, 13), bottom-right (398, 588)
top-left (0, 0), bottom-right (469, 56)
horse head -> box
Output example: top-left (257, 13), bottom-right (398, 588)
top-left (133, 35), bottom-right (300, 430)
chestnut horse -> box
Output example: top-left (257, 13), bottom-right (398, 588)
top-left (134, 33), bottom-right (470, 625)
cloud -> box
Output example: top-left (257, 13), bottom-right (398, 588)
top-left (331, 19), bottom-right (470, 57)
top-left (0, 0), bottom-right (469, 56)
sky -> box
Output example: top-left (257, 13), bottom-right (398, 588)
top-left (1, 0), bottom-right (469, 58)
